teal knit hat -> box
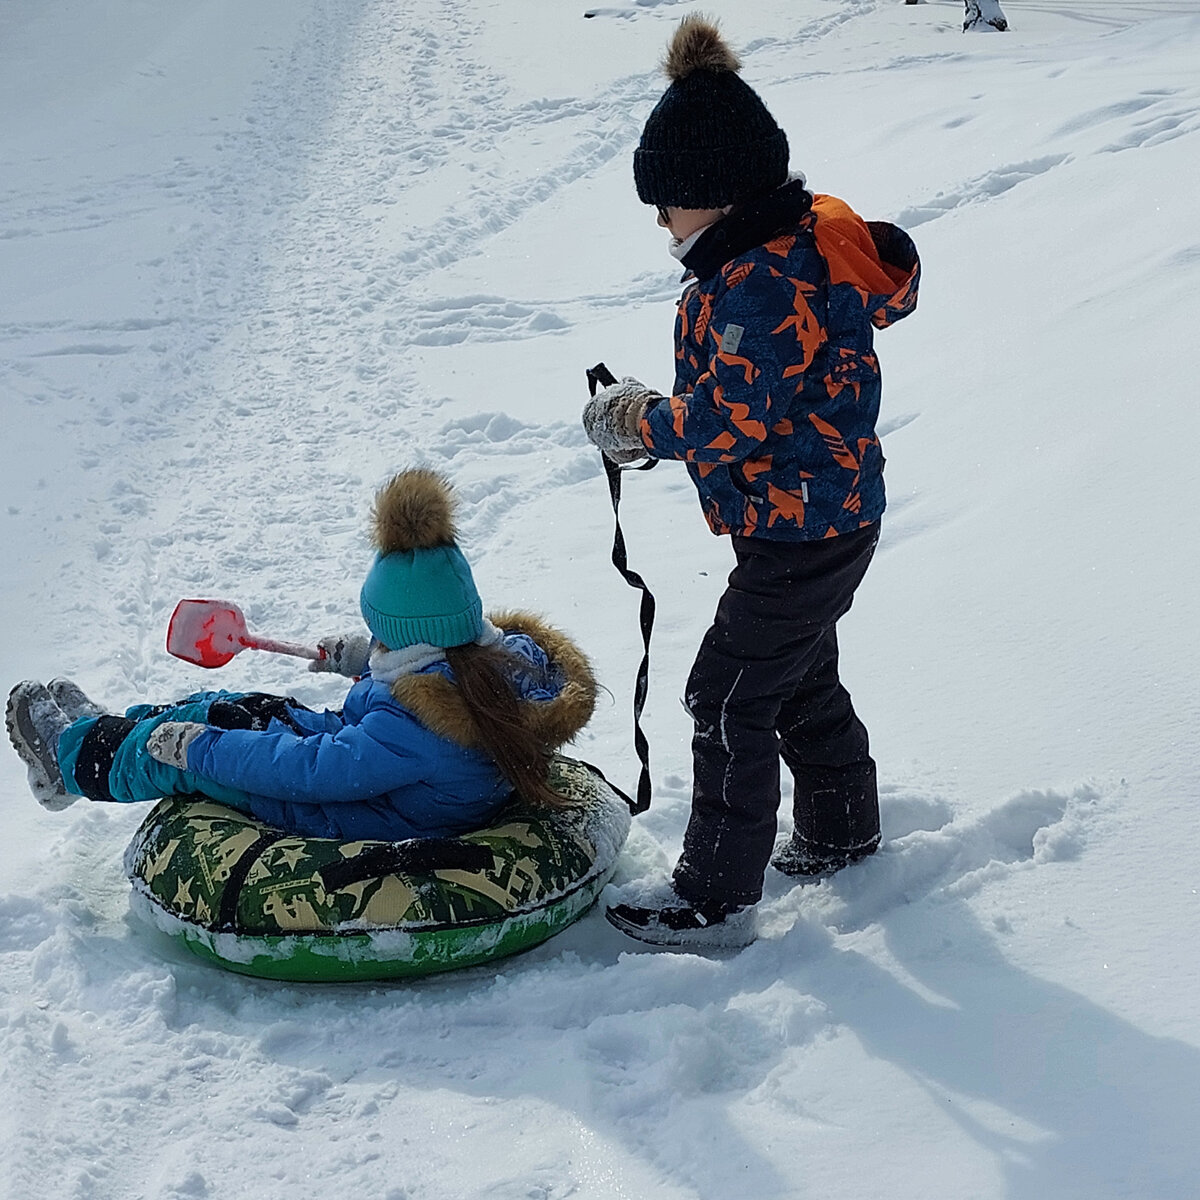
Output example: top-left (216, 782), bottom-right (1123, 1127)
top-left (359, 470), bottom-right (483, 650)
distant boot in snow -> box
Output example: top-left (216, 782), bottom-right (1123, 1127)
top-left (47, 677), bottom-right (108, 721)
top-left (963, 0), bottom-right (1008, 31)
top-left (5, 681), bottom-right (79, 811)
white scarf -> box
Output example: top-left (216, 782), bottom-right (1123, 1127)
top-left (668, 223), bottom-right (718, 263)
top-left (665, 177), bottom-right (807, 263)
top-left (367, 618), bottom-right (504, 686)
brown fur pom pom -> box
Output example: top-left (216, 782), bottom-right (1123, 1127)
top-left (371, 468), bottom-right (458, 553)
top-left (663, 15), bottom-right (741, 82)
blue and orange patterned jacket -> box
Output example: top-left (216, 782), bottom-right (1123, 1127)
top-left (640, 181), bottom-right (920, 540)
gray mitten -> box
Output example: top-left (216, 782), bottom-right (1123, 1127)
top-left (308, 631), bottom-right (373, 677)
top-left (146, 721), bottom-right (207, 771)
top-left (582, 377), bottom-right (662, 459)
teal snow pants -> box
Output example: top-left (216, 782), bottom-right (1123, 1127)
top-left (57, 690), bottom-right (297, 809)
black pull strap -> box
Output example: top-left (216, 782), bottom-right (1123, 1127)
top-left (587, 362), bottom-right (656, 815)
top-left (217, 829), bottom-right (288, 932)
top-left (318, 839), bottom-right (496, 892)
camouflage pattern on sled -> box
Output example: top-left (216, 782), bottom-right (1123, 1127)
top-left (125, 756), bottom-right (630, 982)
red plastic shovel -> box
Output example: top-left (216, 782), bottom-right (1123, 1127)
top-left (166, 599), bottom-right (326, 669)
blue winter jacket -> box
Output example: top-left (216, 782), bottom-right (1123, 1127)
top-left (179, 614), bottom-right (597, 842)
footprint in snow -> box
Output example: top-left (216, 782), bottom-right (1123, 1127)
top-left (769, 784), bottom-right (1095, 934)
top-left (894, 155), bottom-right (1069, 228)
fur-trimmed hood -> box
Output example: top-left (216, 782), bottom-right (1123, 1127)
top-left (387, 610), bottom-right (597, 753)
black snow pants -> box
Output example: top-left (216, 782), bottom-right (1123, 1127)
top-left (673, 522), bottom-right (881, 908)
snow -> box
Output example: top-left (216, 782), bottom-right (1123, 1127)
top-left (2, 0), bottom-right (1199, 1196)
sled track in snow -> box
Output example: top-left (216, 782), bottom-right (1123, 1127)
top-left (7, 0), bottom-right (1198, 731)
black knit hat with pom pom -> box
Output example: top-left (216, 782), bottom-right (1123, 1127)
top-left (634, 16), bottom-right (789, 209)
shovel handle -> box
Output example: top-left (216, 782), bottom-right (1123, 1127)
top-left (241, 635), bottom-right (326, 662)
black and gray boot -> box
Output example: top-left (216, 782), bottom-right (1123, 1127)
top-left (6, 681), bottom-right (78, 810)
top-left (47, 677), bottom-right (108, 721)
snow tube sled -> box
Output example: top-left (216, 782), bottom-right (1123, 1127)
top-left (124, 756), bottom-right (630, 982)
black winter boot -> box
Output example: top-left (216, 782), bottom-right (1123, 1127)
top-left (771, 833), bottom-right (880, 878)
top-left (605, 881), bottom-right (757, 947)
top-left (773, 760), bottom-right (881, 878)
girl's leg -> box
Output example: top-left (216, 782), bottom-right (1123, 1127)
top-left (204, 692), bottom-right (314, 733)
top-left (59, 694), bottom-right (269, 809)
top-left (59, 704), bottom-right (216, 804)
top-left (7, 683), bottom-right (266, 808)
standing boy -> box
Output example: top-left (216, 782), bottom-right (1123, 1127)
top-left (583, 16), bottom-right (920, 946)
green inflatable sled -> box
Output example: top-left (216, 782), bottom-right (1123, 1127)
top-left (125, 756), bottom-right (630, 982)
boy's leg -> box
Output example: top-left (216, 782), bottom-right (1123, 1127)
top-left (672, 607), bottom-right (803, 909)
top-left (774, 626), bottom-right (881, 871)
top-left (672, 523), bottom-right (879, 909)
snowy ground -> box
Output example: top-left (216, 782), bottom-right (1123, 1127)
top-left (3, 0), bottom-right (1199, 1197)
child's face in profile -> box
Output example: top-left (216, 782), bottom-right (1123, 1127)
top-left (656, 205), bottom-right (729, 240)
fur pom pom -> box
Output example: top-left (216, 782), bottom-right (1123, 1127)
top-left (371, 468), bottom-right (458, 553)
top-left (663, 15), bottom-right (741, 82)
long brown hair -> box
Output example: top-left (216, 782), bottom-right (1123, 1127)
top-left (444, 642), bottom-right (573, 810)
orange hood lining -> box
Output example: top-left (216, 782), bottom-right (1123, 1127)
top-left (811, 194), bottom-right (911, 296)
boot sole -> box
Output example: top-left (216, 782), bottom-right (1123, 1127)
top-left (5, 686), bottom-right (75, 811)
